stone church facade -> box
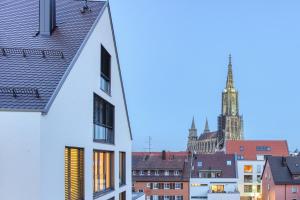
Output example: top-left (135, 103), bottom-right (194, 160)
top-left (187, 55), bottom-right (244, 153)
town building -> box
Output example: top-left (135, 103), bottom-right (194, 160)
top-left (190, 152), bottom-right (240, 200)
top-left (262, 156), bottom-right (300, 200)
top-left (132, 152), bottom-right (190, 200)
top-left (187, 55), bottom-right (243, 154)
top-left (226, 140), bottom-right (289, 200)
top-left (0, 1), bottom-right (132, 200)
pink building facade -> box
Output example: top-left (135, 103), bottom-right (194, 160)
top-left (262, 157), bottom-right (300, 200)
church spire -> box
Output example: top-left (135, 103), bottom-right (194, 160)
top-left (203, 118), bottom-right (210, 133)
top-left (191, 116), bottom-right (196, 129)
top-left (226, 54), bottom-right (234, 89)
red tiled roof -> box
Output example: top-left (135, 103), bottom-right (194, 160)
top-left (225, 140), bottom-right (289, 160)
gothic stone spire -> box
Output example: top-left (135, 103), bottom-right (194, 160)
top-left (203, 118), bottom-right (210, 133)
top-left (226, 54), bottom-right (234, 89)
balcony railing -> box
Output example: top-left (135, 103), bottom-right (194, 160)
top-left (94, 123), bottom-right (114, 144)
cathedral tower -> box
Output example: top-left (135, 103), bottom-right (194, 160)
top-left (217, 55), bottom-right (244, 148)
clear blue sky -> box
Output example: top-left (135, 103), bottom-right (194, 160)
top-left (109, 0), bottom-right (300, 152)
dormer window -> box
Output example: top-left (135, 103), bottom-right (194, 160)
top-left (174, 170), bottom-right (179, 176)
top-left (155, 170), bottom-right (159, 176)
top-left (100, 45), bottom-right (111, 94)
top-left (140, 170), bottom-right (144, 176)
top-left (133, 170), bottom-right (136, 176)
top-left (165, 170), bottom-right (169, 176)
top-left (226, 160), bottom-right (232, 166)
top-left (147, 170), bottom-right (151, 176)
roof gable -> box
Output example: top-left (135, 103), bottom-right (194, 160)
top-left (0, 0), bottom-right (106, 112)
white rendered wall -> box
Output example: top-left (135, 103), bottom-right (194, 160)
top-left (0, 112), bottom-right (41, 200)
top-left (40, 7), bottom-right (132, 200)
top-left (237, 160), bottom-right (264, 199)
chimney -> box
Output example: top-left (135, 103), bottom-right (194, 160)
top-left (282, 157), bottom-right (287, 166)
top-left (162, 150), bottom-right (167, 160)
top-left (39, 0), bottom-right (56, 36)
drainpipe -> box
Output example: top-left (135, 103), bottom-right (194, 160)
top-left (285, 184), bottom-right (286, 200)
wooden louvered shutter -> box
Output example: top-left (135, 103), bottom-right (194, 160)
top-left (65, 147), bottom-right (84, 200)
top-left (181, 183), bottom-right (183, 189)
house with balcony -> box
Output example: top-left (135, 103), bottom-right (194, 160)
top-left (0, 0), bottom-right (132, 200)
top-left (262, 156), bottom-right (300, 200)
top-left (226, 140), bottom-right (289, 200)
top-left (189, 152), bottom-right (240, 200)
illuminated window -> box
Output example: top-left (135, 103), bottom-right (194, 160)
top-left (211, 185), bottom-right (224, 193)
top-left (65, 147), bottom-right (84, 200)
top-left (93, 150), bottom-right (114, 197)
top-left (244, 165), bottom-right (253, 173)
top-left (93, 94), bottom-right (114, 144)
top-left (100, 45), bottom-right (111, 94)
top-left (119, 152), bottom-right (126, 186)
top-left (244, 185), bottom-right (253, 193)
top-left (119, 191), bottom-right (126, 200)
top-left (257, 185), bottom-right (261, 193)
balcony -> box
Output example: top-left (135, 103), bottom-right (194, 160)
top-left (207, 190), bottom-right (240, 200)
top-left (94, 123), bottom-right (114, 144)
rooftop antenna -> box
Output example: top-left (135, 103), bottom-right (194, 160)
top-left (74, 0), bottom-right (92, 13)
top-left (144, 136), bottom-right (152, 153)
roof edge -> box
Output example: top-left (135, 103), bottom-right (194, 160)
top-left (42, 1), bottom-right (108, 114)
top-left (107, 1), bottom-right (133, 140)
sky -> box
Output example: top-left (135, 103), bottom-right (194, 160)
top-left (109, 0), bottom-right (300, 152)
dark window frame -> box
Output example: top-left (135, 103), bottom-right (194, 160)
top-left (100, 45), bottom-right (111, 95)
top-left (93, 150), bottom-right (115, 198)
top-left (93, 93), bottom-right (115, 144)
top-left (119, 152), bottom-right (126, 186)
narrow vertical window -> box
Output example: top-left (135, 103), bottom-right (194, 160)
top-left (65, 147), bottom-right (84, 200)
top-left (93, 94), bottom-right (114, 144)
top-left (119, 191), bottom-right (126, 200)
top-left (101, 45), bottom-right (111, 94)
top-left (119, 152), bottom-right (126, 186)
top-left (93, 150), bottom-right (114, 197)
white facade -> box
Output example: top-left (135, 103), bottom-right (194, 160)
top-left (237, 160), bottom-right (264, 200)
top-left (190, 178), bottom-right (240, 200)
top-left (0, 4), bottom-right (132, 200)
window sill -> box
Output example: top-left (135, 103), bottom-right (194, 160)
top-left (100, 88), bottom-right (112, 97)
top-left (93, 139), bottom-right (115, 145)
top-left (93, 189), bottom-right (114, 199)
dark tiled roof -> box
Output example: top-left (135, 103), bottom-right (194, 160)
top-left (0, 0), bottom-right (106, 111)
top-left (191, 152), bottom-right (236, 178)
top-left (267, 156), bottom-right (300, 185)
top-left (198, 131), bottom-right (217, 140)
top-left (132, 152), bottom-right (191, 182)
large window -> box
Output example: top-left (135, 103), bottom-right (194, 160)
top-left (211, 185), bottom-right (224, 193)
top-left (119, 152), bottom-right (126, 186)
top-left (100, 45), bottom-right (111, 94)
top-left (93, 94), bottom-right (114, 144)
top-left (65, 147), bottom-right (84, 200)
top-left (244, 175), bottom-right (253, 183)
top-left (244, 185), bottom-right (253, 193)
top-left (244, 165), bottom-right (253, 173)
top-left (93, 150), bottom-right (114, 197)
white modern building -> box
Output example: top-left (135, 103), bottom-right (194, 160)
top-left (237, 160), bottom-right (264, 200)
top-left (189, 153), bottom-right (240, 200)
top-left (0, 1), bottom-right (132, 200)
